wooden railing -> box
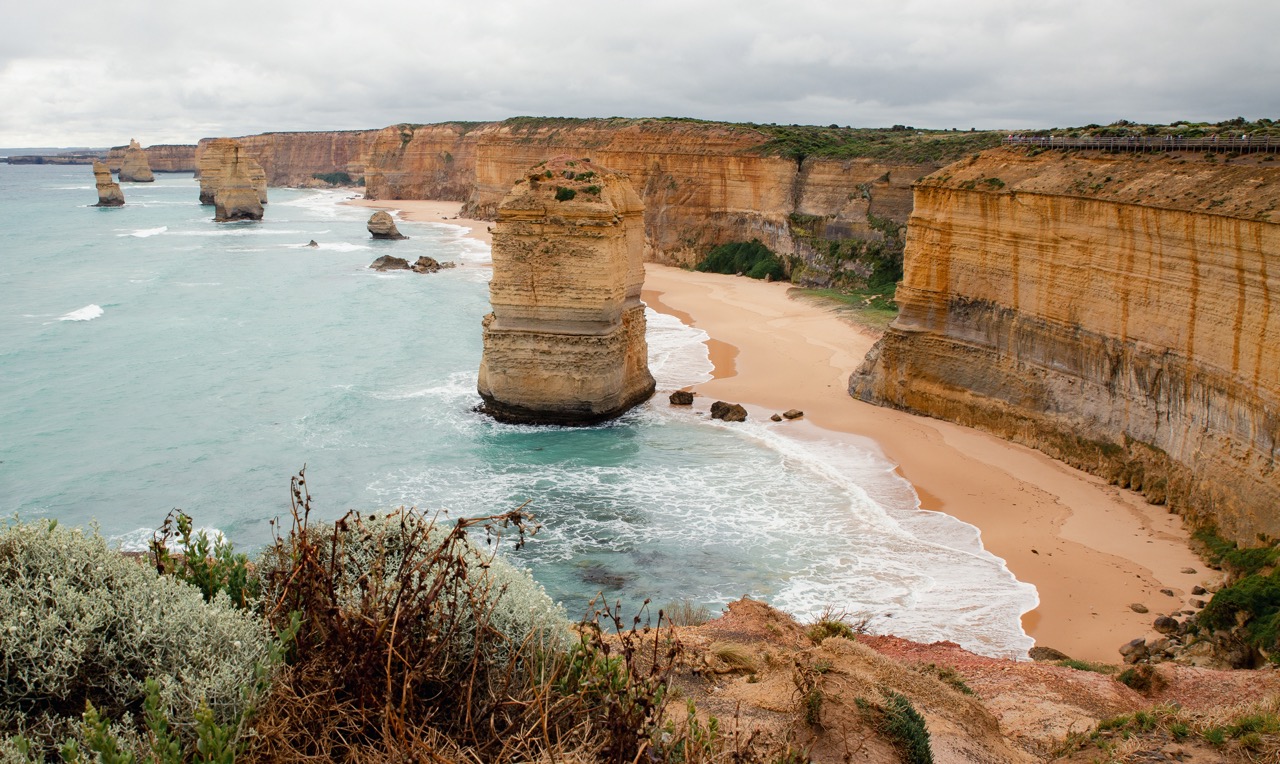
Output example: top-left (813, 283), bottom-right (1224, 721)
top-left (1003, 135), bottom-right (1280, 154)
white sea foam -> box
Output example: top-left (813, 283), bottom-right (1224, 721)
top-left (118, 226), bottom-right (168, 238)
top-left (113, 525), bottom-right (226, 553)
top-left (645, 309), bottom-right (714, 389)
top-left (59, 304), bottom-right (103, 321)
top-left (275, 189), bottom-right (362, 217)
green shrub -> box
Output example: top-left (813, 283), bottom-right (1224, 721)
top-left (0, 519), bottom-right (269, 744)
top-left (696, 240), bottom-right (785, 281)
top-left (881, 692), bottom-right (933, 764)
top-left (554, 186), bottom-right (577, 202)
top-left (1056, 658), bottom-right (1117, 674)
top-left (151, 510), bottom-right (256, 609)
top-left (311, 172), bottom-right (355, 186)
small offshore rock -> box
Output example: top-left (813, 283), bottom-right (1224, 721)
top-left (306, 239), bottom-right (319, 248)
top-left (1028, 646), bottom-right (1071, 662)
top-left (1192, 585), bottom-right (1207, 596)
top-left (1181, 567), bottom-right (1197, 574)
top-left (669, 390), bottom-right (694, 406)
top-left (770, 414), bottom-right (783, 422)
top-left (368, 211), bottom-right (408, 240)
top-left (1152, 615), bottom-right (1180, 635)
top-left (369, 255), bottom-right (410, 271)
top-left (710, 401), bottom-right (748, 422)
top-left (411, 256), bottom-right (446, 273)
top-left (1130, 603), bottom-right (1149, 614)
top-left (782, 408), bottom-right (804, 419)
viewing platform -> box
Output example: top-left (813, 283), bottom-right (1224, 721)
top-left (1004, 135), bottom-right (1280, 154)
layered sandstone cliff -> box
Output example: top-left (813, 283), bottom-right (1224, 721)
top-left (477, 158), bottom-right (654, 424)
top-left (91, 161), bottom-right (124, 207)
top-left (360, 120), bottom-right (940, 273)
top-left (214, 130), bottom-right (378, 187)
top-left (106, 144), bottom-right (197, 173)
top-left (851, 148), bottom-right (1280, 543)
top-left (196, 139), bottom-right (267, 206)
top-left (117, 139), bottom-right (154, 182)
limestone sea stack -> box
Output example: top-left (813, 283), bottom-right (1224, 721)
top-left (367, 211), bottom-right (407, 239)
top-left (196, 138), bottom-right (267, 206)
top-left (477, 157), bottom-right (655, 425)
top-left (91, 161), bottom-right (124, 207)
top-left (212, 145), bottom-right (265, 221)
top-left (117, 139), bottom-right (154, 182)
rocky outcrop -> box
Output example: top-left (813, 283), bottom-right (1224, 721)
top-left (195, 139), bottom-right (268, 206)
top-left (369, 256), bottom-right (410, 271)
top-left (851, 148), bottom-right (1280, 544)
top-left (366, 211), bottom-right (407, 239)
top-left (211, 144), bottom-right (265, 221)
top-left (116, 139), bottom-right (154, 182)
top-left (477, 157), bottom-right (655, 425)
top-left (91, 161), bottom-right (124, 207)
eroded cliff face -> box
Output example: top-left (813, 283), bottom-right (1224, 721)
top-left (358, 120), bottom-right (938, 272)
top-left (108, 144), bottom-right (197, 173)
top-left (196, 139), bottom-right (268, 206)
top-left (225, 131), bottom-right (377, 187)
top-left (477, 157), bottom-right (654, 424)
top-left (851, 148), bottom-right (1280, 543)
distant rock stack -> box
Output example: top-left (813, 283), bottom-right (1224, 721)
top-left (478, 157), bottom-right (655, 425)
top-left (196, 138), bottom-right (267, 206)
top-left (212, 146), bottom-right (265, 221)
top-left (117, 139), bottom-right (154, 182)
top-left (367, 211), bottom-right (407, 239)
top-left (91, 161), bottom-right (125, 207)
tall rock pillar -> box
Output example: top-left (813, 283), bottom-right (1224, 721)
top-left (478, 157), bottom-right (655, 425)
top-left (91, 161), bottom-right (125, 207)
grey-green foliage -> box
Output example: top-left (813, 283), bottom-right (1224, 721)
top-left (0, 519), bottom-right (270, 731)
top-left (260, 510), bottom-right (570, 668)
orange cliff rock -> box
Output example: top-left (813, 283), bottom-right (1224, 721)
top-left (195, 139), bottom-right (267, 207)
top-left (851, 147), bottom-right (1280, 544)
top-left (107, 144), bottom-right (197, 174)
top-left (477, 158), bottom-right (654, 425)
top-left (217, 120), bottom-right (938, 276)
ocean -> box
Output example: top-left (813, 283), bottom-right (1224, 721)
top-left (0, 163), bottom-right (1037, 658)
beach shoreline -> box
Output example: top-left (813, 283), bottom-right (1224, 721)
top-left (346, 198), bottom-right (493, 246)
top-left (341, 198), bottom-right (1212, 663)
top-left (641, 264), bottom-right (1212, 663)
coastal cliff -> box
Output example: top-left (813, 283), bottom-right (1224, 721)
top-left (106, 144), bottom-right (196, 173)
top-left (211, 120), bottom-right (986, 279)
top-left (851, 148), bottom-right (1280, 544)
top-left (371, 119), bottom-right (942, 272)
top-left (477, 157), bottom-right (654, 424)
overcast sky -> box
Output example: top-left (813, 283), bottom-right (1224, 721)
top-left (2, 0), bottom-right (1277, 148)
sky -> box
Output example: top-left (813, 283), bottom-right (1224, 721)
top-left (2, 0), bottom-right (1277, 148)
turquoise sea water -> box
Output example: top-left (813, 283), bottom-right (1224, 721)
top-left (0, 164), bottom-right (1037, 657)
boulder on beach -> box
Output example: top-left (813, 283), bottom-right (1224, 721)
top-left (710, 401), bottom-right (747, 422)
top-left (669, 390), bottom-right (694, 406)
top-left (367, 211), bottom-right (408, 240)
top-left (91, 161), bottom-right (125, 207)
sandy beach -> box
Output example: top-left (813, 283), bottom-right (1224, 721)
top-left (346, 199), bottom-right (1212, 663)
top-left (641, 265), bottom-right (1211, 663)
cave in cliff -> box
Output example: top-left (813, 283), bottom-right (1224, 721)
top-left (477, 157), bottom-right (655, 425)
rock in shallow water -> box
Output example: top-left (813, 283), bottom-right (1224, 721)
top-left (710, 401), bottom-right (747, 422)
top-left (367, 211), bottom-right (408, 240)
